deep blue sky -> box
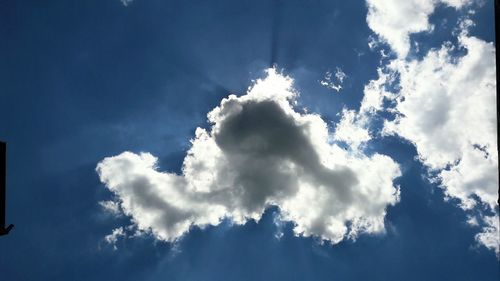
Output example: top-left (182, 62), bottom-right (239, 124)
top-left (0, 1), bottom-right (498, 280)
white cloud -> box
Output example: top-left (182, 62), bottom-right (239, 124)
top-left (383, 35), bottom-right (497, 210)
top-left (358, 29), bottom-right (498, 253)
top-left (320, 67), bottom-right (347, 92)
top-left (366, 0), bottom-right (470, 58)
top-left (359, 67), bottom-right (397, 114)
top-left (99, 200), bottom-right (122, 216)
top-left (104, 227), bottom-right (125, 250)
top-left (382, 35), bottom-right (498, 254)
top-left (333, 108), bottom-right (371, 149)
top-left (97, 68), bottom-right (401, 243)
top-left (360, 0), bottom-right (498, 254)
top-left (475, 216), bottom-right (499, 255)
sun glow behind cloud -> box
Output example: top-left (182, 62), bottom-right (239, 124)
top-left (97, 68), bottom-right (401, 244)
top-left (97, 0), bottom-right (497, 256)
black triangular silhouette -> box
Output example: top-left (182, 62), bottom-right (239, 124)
top-left (0, 141), bottom-right (14, 236)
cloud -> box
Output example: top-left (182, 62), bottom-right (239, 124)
top-left (381, 35), bottom-right (498, 254)
top-left (333, 108), bottom-right (371, 149)
top-left (320, 67), bottom-right (347, 92)
top-left (360, 2), bottom-right (499, 254)
top-left (381, 35), bottom-right (497, 206)
top-left (120, 0), bottom-right (133, 7)
top-left (366, 0), bottom-right (470, 58)
top-left (104, 227), bottom-right (125, 250)
top-left (97, 68), bottom-right (401, 243)
top-left (335, 1), bottom-right (500, 254)
top-left (475, 216), bottom-right (499, 254)
top-left (99, 200), bottom-right (122, 216)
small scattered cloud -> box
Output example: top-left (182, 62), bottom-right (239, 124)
top-left (120, 0), bottom-right (134, 7)
top-left (104, 227), bottom-right (125, 250)
top-left (99, 200), bottom-right (122, 216)
top-left (320, 67), bottom-right (347, 92)
top-left (466, 215), bottom-right (478, 227)
top-left (273, 212), bottom-right (286, 240)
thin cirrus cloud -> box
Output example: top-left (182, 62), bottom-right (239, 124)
top-left (120, 0), bottom-right (134, 7)
top-left (97, 69), bottom-right (401, 244)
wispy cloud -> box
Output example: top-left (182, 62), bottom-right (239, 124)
top-left (104, 227), bottom-right (125, 250)
top-left (320, 67), bottom-right (347, 92)
top-left (120, 0), bottom-right (134, 7)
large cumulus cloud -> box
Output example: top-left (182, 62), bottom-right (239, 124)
top-left (382, 35), bottom-right (498, 254)
top-left (383, 35), bottom-right (497, 208)
top-left (359, 1), bottom-right (499, 254)
top-left (97, 69), bottom-right (401, 243)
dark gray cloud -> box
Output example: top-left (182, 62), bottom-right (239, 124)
top-left (97, 69), bottom-right (401, 243)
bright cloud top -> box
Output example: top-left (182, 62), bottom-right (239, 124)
top-left (384, 35), bottom-right (497, 210)
top-left (366, 0), bottom-right (469, 58)
top-left (97, 69), bottom-right (401, 243)
top-left (382, 35), bottom-right (498, 254)
top-left (361, 0), bottom-right (499, 254)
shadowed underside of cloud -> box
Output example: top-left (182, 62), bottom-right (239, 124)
top-left (97, 69), bottom-right (401, 243)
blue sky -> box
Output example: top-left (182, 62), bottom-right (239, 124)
top-left (0, 0), bottom-right (498, 280)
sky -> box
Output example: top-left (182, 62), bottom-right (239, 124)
top-left (0, 0), bottom-right (498, 280)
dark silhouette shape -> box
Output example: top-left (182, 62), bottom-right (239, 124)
top-left (0, 141), bottom-right (14, 236)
